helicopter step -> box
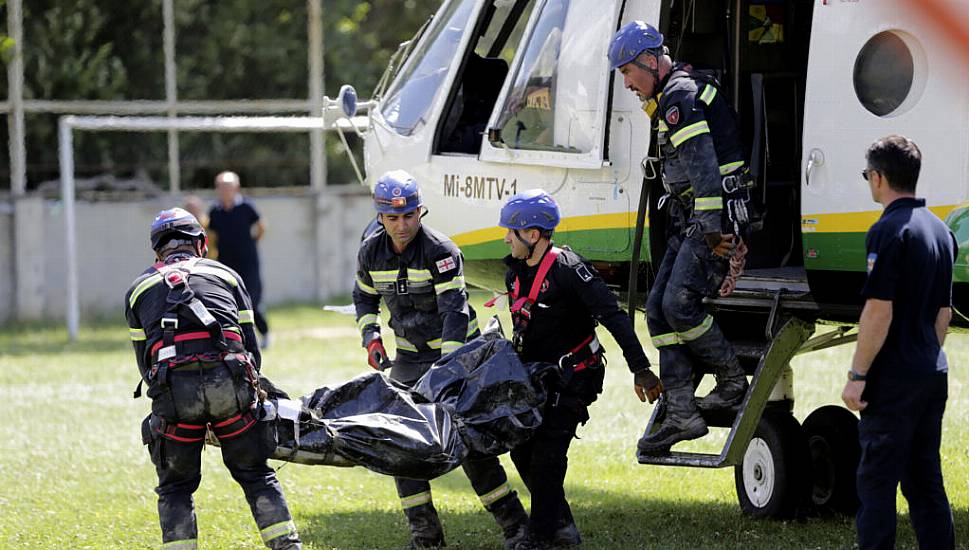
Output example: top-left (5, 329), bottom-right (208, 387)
top-left (636, 316), bottom-right (814, 468)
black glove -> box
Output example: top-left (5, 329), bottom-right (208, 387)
top-left (633, 368), bottom-right (663, 404)
top-left (704, 232), bottom-right (736, 258)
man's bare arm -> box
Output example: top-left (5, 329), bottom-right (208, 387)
top-left (935, 307), bottom-right (952, 346)
top-left (843, 298), bottom-right (893, 411)
top-left (851, 298), bottom-right (893, 376)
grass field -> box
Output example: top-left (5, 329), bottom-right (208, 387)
top-left (0, 293), bottom-right (966, 549)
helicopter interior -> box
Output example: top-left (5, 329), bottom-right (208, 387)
top-left (658, 0), bottom-right (816, 276)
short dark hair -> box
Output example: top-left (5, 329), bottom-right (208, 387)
top-left (866, 134), bottom-right (921, 193)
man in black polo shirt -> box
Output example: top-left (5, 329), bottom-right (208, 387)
top-left (208, 171), bottom-right (270, 347)
top-left (842, 135), bottom-right (956, 550)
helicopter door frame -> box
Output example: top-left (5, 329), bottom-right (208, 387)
top-left (478, 0), bottom-right (625, 169)
top-left (368, 0), bottom-right (488, 156)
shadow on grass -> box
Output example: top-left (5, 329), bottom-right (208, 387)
top-left (297, 482), bottom-right (969, 550)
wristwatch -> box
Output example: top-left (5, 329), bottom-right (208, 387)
top-left (847, 369), bottom-right (867, 381)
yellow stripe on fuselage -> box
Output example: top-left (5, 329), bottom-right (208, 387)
top-left (801, 205), bottom-right (957, 234)
top-left (452, 212), bottom-right (647, 247)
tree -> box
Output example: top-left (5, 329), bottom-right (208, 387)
top-left (3, 0), bottom-right (443, 190)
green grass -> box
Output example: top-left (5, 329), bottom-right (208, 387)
top-left (0, 294), bottom-right (966, 549)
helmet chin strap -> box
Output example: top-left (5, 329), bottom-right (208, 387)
top-left (512, 229), bottom-right (535, 261)
top-left (631, 51), bottom-right (661, 91)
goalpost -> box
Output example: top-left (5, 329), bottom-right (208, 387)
top-left (58, 110), bottom-right (366, 340)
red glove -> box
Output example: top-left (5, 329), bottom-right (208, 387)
top-left (366, 338), bottom-right (389, 371)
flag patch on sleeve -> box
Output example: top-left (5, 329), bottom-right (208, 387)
top-left (436, 256), bottom-right (457, 273)
top-left (866, 253), bottom-right (877, 274)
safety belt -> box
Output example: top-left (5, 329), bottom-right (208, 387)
top-left (133, 258), bottom-right (231, 398)
top-left (505, 247), bottom-right (561, 351)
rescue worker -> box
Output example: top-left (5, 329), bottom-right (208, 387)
top-left (609, 21), bottom-right (752, 454)
top-left (352, 170), bottom-right (528, 549)
top-left (125, 208), bottom-right (301, 549)
top-left (497, 190), bottom-right (663, 549)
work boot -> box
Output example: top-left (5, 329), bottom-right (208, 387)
top-left (551, 520), bottom-right (581, 547)
top-left (638, 386), bottom-right (708, 455)
top-left (405, 503), bottom-right (446, 549)
top-left (513, 534), bottom-right (553, 550)
top-left (696, 364), bottom-right (748, 411)
top-left (490, 495), bottom-right (529, 549)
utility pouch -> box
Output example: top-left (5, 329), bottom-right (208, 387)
top-left (142, 414), bottom-right (166, 468)
top-left (141, 414), bottom-right (153, 445)
top-left (223, 353), bottom-right (259, 411)
top-left (548, 391), bottom-right (590, 430)
top-left (146, 379), bottom-right (178, 421)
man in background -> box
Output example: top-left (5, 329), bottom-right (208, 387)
top-left (208, 171), bottom-right (270, 347)
top-left (842, 135), bottom-right (955, 550)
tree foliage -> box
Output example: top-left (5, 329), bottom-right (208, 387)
top-left (1, 0), bottom-right (441, 190)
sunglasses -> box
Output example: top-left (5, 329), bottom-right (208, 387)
top-left (862, 168), bottom-right (877, 181)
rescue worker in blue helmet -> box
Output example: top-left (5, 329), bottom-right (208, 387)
top-left (125, 208), bottom-right (301, 549)
top-left (353, 170), bottom-right (528, 549)
top-left (609, 21), bottom-right (752, 454)
top-left (497, 190), bottom-right (662, 549)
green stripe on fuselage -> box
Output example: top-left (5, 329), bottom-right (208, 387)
top-left (458, 227), bottom-right (650, 262)
top-left (803, 231), bottom-right (969, 283)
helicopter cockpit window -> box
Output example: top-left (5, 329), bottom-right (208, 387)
top-left (491, 0), bottom-right (569, 151)
top-left (380, 0), bottom-right (476, 136)
top-left (853, 32), bottom-right (914, 117)
top-left (487, 0), bottom-right (614, 156)
top-left (438, 0), bottom-right (537, 155)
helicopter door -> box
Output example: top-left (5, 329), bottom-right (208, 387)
top-left (801, 3), bottom-right (966, 279)
top-left (479, 0), bottom-right (623, 169)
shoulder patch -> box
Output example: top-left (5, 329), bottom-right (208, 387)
top-left (435, 256), bottom-right (457, 273)
top-left (665, 106), bottom-right (680, 126)
top-left (575, 264), bottom-right (594, 282)
top-left (866, 253), bottom-right (877, 274)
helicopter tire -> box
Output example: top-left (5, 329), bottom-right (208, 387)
top-left (803, 405), bottom-right (861, 516)
top-left (735, 409), bottom-right (811, 519)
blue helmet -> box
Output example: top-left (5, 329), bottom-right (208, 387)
top-left (608, 21), bottom-right (664, 70)
top-left (499, 189), bottom-right (560, 231)
top-left (374, 170), bottom-right (422, 214)
top-left (150, 207), bottom-right (205, 251)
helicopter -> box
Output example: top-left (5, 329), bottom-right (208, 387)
top-left (336, 0), bottom-right (969, 520)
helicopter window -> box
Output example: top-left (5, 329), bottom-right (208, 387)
top-left (487, 0), bottom-right (616, 156)
top-left (438, 0), bottom-right (536, 155)
top-left (853, 32), bottom-right (914, 117)
top-left (476, 0), bottom-right (536, 64)
top-left (490, 0), bottom-right (571, 152)
top-left (380, 0), bottom-right (477, 136)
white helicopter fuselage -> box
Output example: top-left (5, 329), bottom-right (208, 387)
top-left (361, 0), bottom-right (969, 316)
